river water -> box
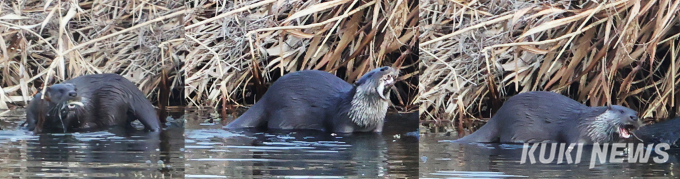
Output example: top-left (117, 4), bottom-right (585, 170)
top-left (0, 109), bottom-right (186, 178)
top-left (420, 132), bottom-right (680, 178)
top-left (183, 110), bottom-right (419, 178)
top-left (0, 108), bottom-right (418, 178)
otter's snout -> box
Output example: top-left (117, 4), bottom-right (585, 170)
top-left (623, 114), bottom-right (642, 129)
top-left (375, 66), bottom-right (399, 101)
top-left (68, 91), bottom-right (77, 97)
top-left (629, 115), bottom-right (639, 123)
top-left (381, 67), bottom-right (398, 86)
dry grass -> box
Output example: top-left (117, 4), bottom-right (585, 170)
top-left (0, 0), bottom-right (186, 110)
top-left (0, 0), bottom-right (418, 117)
top-left (183, 0), bottom-right (419, 110)
top-left (420, 0), bottom-right (680, 132)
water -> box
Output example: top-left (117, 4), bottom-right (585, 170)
top-left (420, 133), bottom-right (680, 178)
top-left (184, 111), bottom-right (419, 178)
top-left (0, 109), bottom-right (185, 178)
top-left (1, 108), bottom-right (417, 178)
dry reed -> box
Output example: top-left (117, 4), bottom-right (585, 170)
top-left (183, 0), bottom-right (418, 110)
top-left (0, 0), bottom-right (186, 110)
top-left (420, 0), bottom-right (680, 133)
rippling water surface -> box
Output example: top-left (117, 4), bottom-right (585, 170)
top-left (184, 111), bottom-right (419, 178)
top-left (0, 109), bottom-right (185, 178)
top-left (420, 132), bottom-right (680, 178)
top-left (1, 108), bottom-right (417, 178)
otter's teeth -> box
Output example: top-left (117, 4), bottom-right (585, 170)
top-left (385, 76), bottom-right (395, 86)
top-left (619, 127), bottom-right (631, 139)
top-left (376, 85), bottom-right (388, 101)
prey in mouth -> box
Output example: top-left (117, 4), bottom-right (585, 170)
top-left (615, 115), bottom-right (642, 140)
top-left (603, 105), bottom-right (643, 141)
top-left (377, 73), bottom-right (397, 101)
top-left (67, 98), bottom-right (84, 111)
top-left (617, 123), bottom-right (639, 139)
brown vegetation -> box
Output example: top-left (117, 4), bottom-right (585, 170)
top-left (0, 0), bottom-right (185, 110)
top-left (419, 0), bottom-right (680, 133)
top-left (0, 0), bottom-right (419, 114)
top-left (183, 0), bottom-right (419, 111)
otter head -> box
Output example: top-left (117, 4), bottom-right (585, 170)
top-left (348, 66), bottom-right (399, 128)
top-left (606, 105), bottom-right (643, 140)
top-left (43, 83), bottom-right (77, 105)
top-left (354, 66), bottom-right (398, 101)
top-left (587, 105), bottom-right (643, 142)
top-left (40, 83), bottom-right (84, 131)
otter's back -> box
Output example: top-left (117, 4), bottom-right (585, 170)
top-left (261, 70), bottom-right (353, 130)
top-left (63, 73), bottom-right (160, 131)
top-left (495, 91), bottom-right (590, 143)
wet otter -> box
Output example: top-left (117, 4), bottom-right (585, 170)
top-left (224, 66), bottom-right (399, 133)
top-left (24, 73), bottom-right (161, 133)
top-left (24, 83), bottom-right (79, 132)
top-left (454, 91), bottom-right (642, 144)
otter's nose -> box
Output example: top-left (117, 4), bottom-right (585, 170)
top-left (630, 115), bottom-right (638, 121)
top-left (68, 91), bottom-right (77, 97)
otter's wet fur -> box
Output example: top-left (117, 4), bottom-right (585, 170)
top-left (225, 66), bottom-right (398, 133)
top-left (24, 83), bottom-right (78, 133)
top-left (25, 74), bottom-right (161, 133)
top-left (454, 91), bottom-right (642, 144)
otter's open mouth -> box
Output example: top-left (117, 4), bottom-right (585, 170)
top-left (618, 124), bottom-right (638, 139)
top-left (377, 75), bottom-right (396, 101)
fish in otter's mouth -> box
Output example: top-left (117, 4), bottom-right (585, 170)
top-left (67, 99), bottom-right (84, 111)
top-left (377, 71), bottom-right (398, 101)
top-left (616, 123), bottom-right (641, 139)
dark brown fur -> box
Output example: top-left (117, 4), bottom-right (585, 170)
top-left (224, 66), bottom-right (398, 133)
top-left (454, 91), bottom-right (642, 144)
top-left (24, 83), bottom-right (78, 133)
top-left (25, 73), bottom-right (161, 133)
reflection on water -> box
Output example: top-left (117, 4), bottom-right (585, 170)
top-left (184, 110), bottom-right (419, 178)
top-left (420, 133), bottom-right (680, 178)
top-left (0, 109), bottom-right (185, 178)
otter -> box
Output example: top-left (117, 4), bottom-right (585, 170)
top-left (454, 91), bottom-right (642, 144)
top-left (224, 66), bottom-right (399, 133)
top-left (24, 73), bottom-right (161, 133)
top-left (24, 83), bottom-right (79, 133)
